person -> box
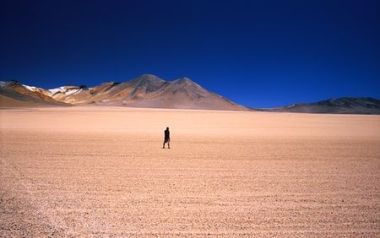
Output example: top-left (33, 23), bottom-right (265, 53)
top-left (163, 127), bottom-right (170, 149)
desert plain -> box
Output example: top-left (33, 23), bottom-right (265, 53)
top-left (0, 106), bottom-right (379, 237)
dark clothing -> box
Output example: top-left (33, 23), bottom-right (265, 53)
top-left (163, 127), bottom-right (170, 149)
top-left (164, 129), bottom-right (170, 142)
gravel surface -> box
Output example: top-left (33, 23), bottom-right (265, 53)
top-left (1, 107), bottom-right (379, 237)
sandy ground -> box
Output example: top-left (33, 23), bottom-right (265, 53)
top-left (1, 107), bottom-right (379, 237)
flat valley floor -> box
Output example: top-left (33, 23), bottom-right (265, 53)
top-left (1, 107), bottom-right (379, 237)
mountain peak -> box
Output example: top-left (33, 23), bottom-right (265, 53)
top-left (172, 77), bottom-right (202, 88)
top-left (173, 77), bottom-right (193, 83)
top-left (127, 74), bottom-right (166, 97)
top-left (135, 74), bottom-right (164, 82)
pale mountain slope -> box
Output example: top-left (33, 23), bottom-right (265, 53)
top-left (0, 81), bottom-right (67, 107)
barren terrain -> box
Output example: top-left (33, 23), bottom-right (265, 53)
top-left (1, 107), bottom-right (379, 237)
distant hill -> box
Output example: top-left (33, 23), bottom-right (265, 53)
top-left (0, 75), bottom-right (246, 110)
top-left (263, 97), bottom-right (380, 114)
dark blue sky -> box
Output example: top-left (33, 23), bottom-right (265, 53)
top-left (1, 0), bottom-right (379, 107)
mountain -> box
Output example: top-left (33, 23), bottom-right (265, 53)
top-left (1, 75), bottom-right (246, 110)
top-left (47, 74), bottom-right (246, 110)
top-left (264, 97), bottom-right (380, 114)
top-left (0, 81), bottom-right (67, 107)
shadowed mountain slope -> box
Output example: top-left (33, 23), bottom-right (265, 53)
top-left (263, 97), bottom-right (380, 114)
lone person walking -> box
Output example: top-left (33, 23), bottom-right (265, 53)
top-left (163, 127), bottom-right (170, 149)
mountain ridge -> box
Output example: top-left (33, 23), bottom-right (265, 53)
top-left (0, 75), bottom-right (246, 110)
top-left (257, 97), bottom-right (380, 114)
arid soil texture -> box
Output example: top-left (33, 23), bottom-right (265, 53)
top-left (1, 107), bottom-right (379, 237)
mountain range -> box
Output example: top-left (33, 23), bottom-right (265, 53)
top-left (0, 74), bottom-right (245, 110)
top-left (1, 74), bottom-right (379, 114)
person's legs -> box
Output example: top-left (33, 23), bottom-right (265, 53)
top-left (163, 140), bottom-right (170, 149)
